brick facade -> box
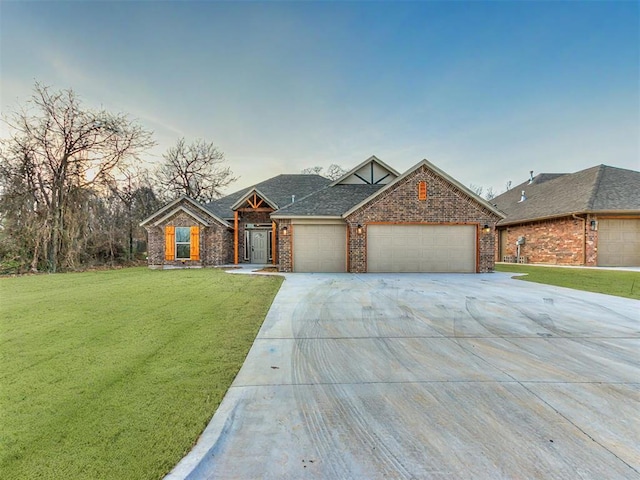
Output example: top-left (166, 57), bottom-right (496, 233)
top-left (276, 219), bottom-right (293, 272)
top-left (497, 214), bottom-right (598, 266)
top-left (344, 165), bottom-right (501, 273)
top-left (276, 165), bottom-right (502, 273)
top-left (145, 200), bottom-right (232, 269)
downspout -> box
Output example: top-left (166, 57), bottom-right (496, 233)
top-left (572, 214), bottom-right (586, 265)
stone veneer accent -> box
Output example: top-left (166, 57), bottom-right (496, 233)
top-left (497, 214), bottom-right (598, 266)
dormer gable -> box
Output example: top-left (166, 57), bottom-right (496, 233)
top-left (331, 155), bottom-right (400, 186)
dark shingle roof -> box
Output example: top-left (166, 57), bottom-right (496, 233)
top-left (273, 184), bottom-right (385, 217)
top-left (205, 174), bottom-right (331, 219)
top-left (493, 165), bottom-right (640, 225)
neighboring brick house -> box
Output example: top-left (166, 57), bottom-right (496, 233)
top-left (492, 165), bottom-right (640, 267)
top-left (142, 156), bottom-right (504, 273)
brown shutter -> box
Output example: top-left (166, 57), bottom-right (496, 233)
top-left (165, 226), bottom-right (175, 260)
top-left (190, 226), bottom-right (200, 261)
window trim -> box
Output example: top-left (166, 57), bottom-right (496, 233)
top-left (175, 227), bottom-right (191, 260)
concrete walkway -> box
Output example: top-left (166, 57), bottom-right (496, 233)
top-left (166, 273), bottom-right (640, 479)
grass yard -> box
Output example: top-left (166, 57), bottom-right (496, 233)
top-left (495, 264), bottom-right (640, 300)
top-left (0, 267), bottom-right (283, 480)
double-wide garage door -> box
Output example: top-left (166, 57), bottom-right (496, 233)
top-left (293, 224), bottom-right (346, 272)
top-left (368, 224), bottom-right (476, 273)
top-left (598, 219), bottom-right (640, 267)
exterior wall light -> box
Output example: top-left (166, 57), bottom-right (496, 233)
top-left (356, 224), bottom-right (363, 235)
top-left (482, 224), bottom-right (491, 234)
top-left (590, 220), bottom-right (598, 231)
top-left (281, 226), bottom-right (288, 236)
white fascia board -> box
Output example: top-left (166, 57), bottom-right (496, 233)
top-left (140, 196), bottom-right (231, 228)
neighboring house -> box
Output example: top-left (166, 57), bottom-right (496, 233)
top-left (493, 165), bottom-right (640, 267)
top-left (141, 156), bottom-right (504, 273)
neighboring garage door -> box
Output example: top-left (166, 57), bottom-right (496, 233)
top-left (368, 224), bottom-right (476, 273)
top-left (598, 219), bottom-right (640, 266)
top-left (293, 224), bottom-right (347, 272)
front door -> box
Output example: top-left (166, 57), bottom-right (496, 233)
top-left (250, 231), bottom-right (267, 264)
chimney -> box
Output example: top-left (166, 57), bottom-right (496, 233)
top-left (519, 190), bottom-right (526, 202)
top-left (529, 171), bottom-right (534, 184)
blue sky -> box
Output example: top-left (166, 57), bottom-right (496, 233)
top-left (1, 0), bottom-right (638, 195)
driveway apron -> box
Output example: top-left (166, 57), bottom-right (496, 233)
top-left (167, 273), bottom-right (640, 480)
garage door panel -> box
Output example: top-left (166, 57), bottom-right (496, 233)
top-left (293, 224), bottom-right (346, 272)
top-left (368, 225), bottom-right (476, 273)
top-left (598, 219), bottom-right (640, 267)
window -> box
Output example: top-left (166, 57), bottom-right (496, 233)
top-left (244, 230), bottom-right (250, 261)
top-left (267, 230), bottom-right (272, 261)
top-left (175, 227), bottom-right (191, 259)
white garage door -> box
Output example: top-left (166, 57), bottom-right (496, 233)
top-left (293, 224), bottom-right (346, 272)
top-left (598, 219), bottom-right (640, 267)
top-left (367, 224), bottom-right (476, 273)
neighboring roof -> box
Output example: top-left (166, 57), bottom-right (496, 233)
top-left (493, 165), bottom-right (640, 225)
top-left (330, 155), bottom-right (400, 186)
top-left (205, 174), bottom-right (331, 219)
top-left (140, 196), bottom-right (230, 228)
top-left (271, 184), bottom-right (385, 218)
top-left (342, 158), bottom-right (506, 219)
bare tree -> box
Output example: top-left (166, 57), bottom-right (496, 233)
top-left (0, 82), bottom-right (155, 272)
top-left (301, 164), bottom-right (346, 180)
top-left (155, 138), bottom-right (236, 203)
top-left (484, 186), bottom-right (496, 200)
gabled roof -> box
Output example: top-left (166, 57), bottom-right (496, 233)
top-left (493, 165), bottom-right (640, 225)
top-left (205, 174), bottom-right (331, 219)
top-left (140, 196), bottom-right (230, 228)
top-left (342, 158), bottom-right (505, 218)
top-left (230, 188), bottom-right (278, 210)
top-left (330, 155), bottom-right (400, 186)
top-left (271, 184), bottom-right (384, 218)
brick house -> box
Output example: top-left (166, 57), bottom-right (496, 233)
top-left (141, 156), bottom-right (504, 273)
top-left (493, 165), bottom-right (640, 267)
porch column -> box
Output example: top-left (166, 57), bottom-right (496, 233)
top-left (234, 211), bottom-right (239, 264)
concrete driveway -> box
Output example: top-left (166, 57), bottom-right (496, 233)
top-left (167, 273), bottom-right (640, 479)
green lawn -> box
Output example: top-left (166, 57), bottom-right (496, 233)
top-left (0, 267), bottom-right (283, 480)
top-left (495, 264), bottom-right (640, 300)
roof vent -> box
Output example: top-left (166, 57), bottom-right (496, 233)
top-left (291, 195), bottom-right (295, 203)
top-left (519, 190), bottom-right (526, 202)
top-left (529, 170), bottom-right (534, 184)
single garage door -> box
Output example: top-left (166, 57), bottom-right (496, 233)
top-left (293, 224), bottom-right (346, 272)
top-left (367, 224), bottom-right (476, 273)
top-left (598, 219), bottom-right (640, 266)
